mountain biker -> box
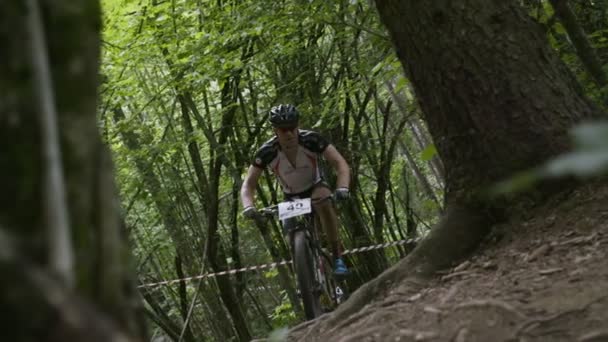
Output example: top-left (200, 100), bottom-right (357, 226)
top-left (240, 104), bottom-right (351, 276)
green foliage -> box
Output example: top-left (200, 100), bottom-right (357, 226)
top-left (420, 144), bottom-right (437, 162)
top-left (264, 268), bottom-right (279, 279)
top-left (533, 0), bottom-right (608, 108)
top-left (98, 0), bottom-right (471, 339)
top-left (101, 0), bottom-right (608, 338)
top-left (270, 292), bottom-right (298, 328)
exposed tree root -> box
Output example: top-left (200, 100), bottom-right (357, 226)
top-left (454, 299), bottom-right (526, 319)
top-left (284, 184), bottom-right (608, 342)
top-left (578, 330), bottom-right (608, 342)
top-left (288, 202), bottom-right (494, 340)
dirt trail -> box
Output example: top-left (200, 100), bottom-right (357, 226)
top-left (285, 183), bottom-right (608, 341)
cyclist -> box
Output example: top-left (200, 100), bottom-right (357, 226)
top-left (240, 104), bottom-right (351, 276)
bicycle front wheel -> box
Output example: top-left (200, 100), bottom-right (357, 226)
top-left (293, 230), bottom-right (322, 320)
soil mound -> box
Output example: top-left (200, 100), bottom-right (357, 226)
top-left (286, 183), bottom-right (608, 341)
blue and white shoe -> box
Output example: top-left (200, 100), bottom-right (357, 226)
top-left (333, 258), bottom-right (350, 277)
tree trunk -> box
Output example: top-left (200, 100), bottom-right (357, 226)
top-left (0, 1), bottom-right (146, 340)
top-left (174, 256), bottom-right (196, 342)
top-left (376, 0), bottom-right (601, 201)
top-left (341, 91), bottom-right (389, 281)
top-left (399, 140), bottom-right (442, 211)
top-left (386, 81), bottom-right (445, 188)
top-left (408, 118), bottom-right (445, 188)
top-left (290, 0), bottom-right (604, 332)
top-left (112, 107), bottom-right (200, 269)
top-left (206, 79), bottom-right (252, 342)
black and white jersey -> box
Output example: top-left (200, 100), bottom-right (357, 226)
top-left (252, 130), bottom-right (329, 194)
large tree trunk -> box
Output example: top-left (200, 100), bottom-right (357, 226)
top-left (0, 1), bottom-right (146, 341)
top-left (290, 0), bottom-right (604, 334)
top-left (376, 0), bottom-right (601, 203)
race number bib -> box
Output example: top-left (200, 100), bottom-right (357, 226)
top-left (278, 198), bottom-right (311, 220)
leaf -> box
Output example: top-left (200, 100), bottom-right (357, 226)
top-left (370, 60), bottom-right (386, 75)
top-left (394, 76), bottom-right (409, 92)
top-left (543, 150), bottom-right (608, 177)
top-left (264, 268), bottom-right (278, 279)
top-left (420, 144), bottom-right (437, 162)
top-left (554, 22), bottom-right (566, 35)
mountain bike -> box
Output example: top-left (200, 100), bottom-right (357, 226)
top-left (258, 197), bottom-right (347, 320)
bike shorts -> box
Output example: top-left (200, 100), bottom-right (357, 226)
top-left (283, 181), bottom-right (331, 202)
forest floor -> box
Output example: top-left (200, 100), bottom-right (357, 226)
top-left (280, 182), bottom-right (608, 342)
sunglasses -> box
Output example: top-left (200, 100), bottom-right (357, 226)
top-left (276, 126), bottom-right (297, 133)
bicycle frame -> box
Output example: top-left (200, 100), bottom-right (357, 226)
top-left (260, 198), bottom-right (343, 319)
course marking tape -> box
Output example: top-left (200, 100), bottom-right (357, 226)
top-left (138, 237), bottom-right (418, 289)
top-left (342, 238), bottom-right (417, 255)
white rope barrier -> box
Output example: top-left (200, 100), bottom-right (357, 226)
top-left (342, 238), bottom-right (418, 255)
top-left (138, 237), bottom-right (419, 289)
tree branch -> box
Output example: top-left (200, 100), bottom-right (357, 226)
top-left (549, 0), bottom-right (607, 87)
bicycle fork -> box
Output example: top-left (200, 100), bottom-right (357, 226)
top-left (314, 248), bottom-right (346, 306)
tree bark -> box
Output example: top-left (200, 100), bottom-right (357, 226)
top-left (376, 0), bottom-right (601, 201)
top-left (0, 1), bottom-right (146, 340)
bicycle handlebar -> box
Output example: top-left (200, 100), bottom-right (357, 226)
top-left (258, 206), bottom-right (279, 217)
top-left (257, 195), bottom-right (335, 218)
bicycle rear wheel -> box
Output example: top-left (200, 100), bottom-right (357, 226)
top-left (293, 230), bottom-right (322, 320)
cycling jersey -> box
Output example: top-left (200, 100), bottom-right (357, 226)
top-left (252, 130), bottom-right (330, 194)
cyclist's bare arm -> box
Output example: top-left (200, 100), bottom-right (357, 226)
top-left (241, 165), bottom-right (263, 208)
top-left (323, 144), bottom-right (350, 189)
